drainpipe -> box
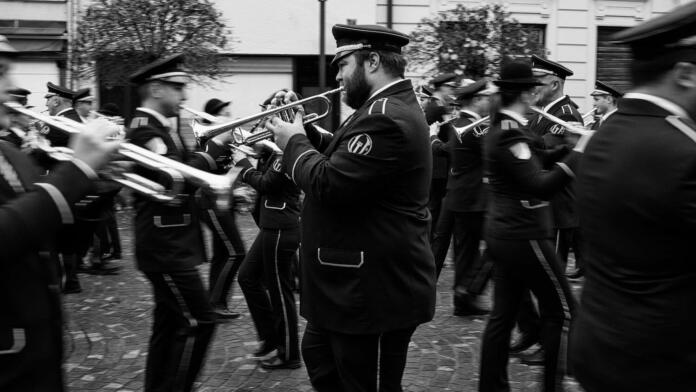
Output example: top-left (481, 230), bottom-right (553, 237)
top-left (387, 0), bottom-right (393, 29)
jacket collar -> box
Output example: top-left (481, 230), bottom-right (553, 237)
top-left (622, 93), bottom-right (691, 120)
top-left (363, 79), bottom-right (413, 108)
top-left (542, 94), bottom-right (569, 113)
top-left (499, 109), bottom-right (528, 126)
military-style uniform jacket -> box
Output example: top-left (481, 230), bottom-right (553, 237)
top-left (529, 95), bottom-right (583, 228)
top-left (423, 97), bottom-right (451, 181)
top-left (0, 141), bottom-right (95, 388)
top-left (44, 107), bottom-right (82, 148)
top-left (572, 96), bottom-right (696, 391)
top-left (127, 108), bottom-right (225, 272)
top-left (237, 151), bottom-right (301, 230)
top-left (590, 107), bottom-right (617, 131)
top-left (431, 110), bottom-right (488, 212)
top-left (0, 127), bottom-right (24, 149)
top-left (283, 79), bottom-right (436, 334)
top-left (483, 110), bottom-right (578, 240)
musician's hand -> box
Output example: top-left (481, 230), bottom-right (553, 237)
top-left (231, 146), bottom-right (249, 166)
top-left (266, 111), bottom-right (305, 150)
top-left (572, 131), bottom-right (595, 153)
top-left (255, 139), bottom-right (282, 154)
top-left (272, 89), bottom-right (299, 106)
top-left (71, 118), bottom-right (121, 170)
top-left (429, 121), bottom-right (441, 137)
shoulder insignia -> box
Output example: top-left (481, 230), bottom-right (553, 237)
top-left (549, 124), bottom-right (565, 135)
top-left (665, 115), bottom-right (696, 144)
top-left (347, 133), bottom-right (373, 155)
top-left (561, 104), bottom-right (571, 115)
top-left (271, 156), bottom-right (283, 172)
top-left (40, 124), bottom-right (50, 135)
top-left (501, 119), bottom-right (519, 130)
top-left (509, 142), bottom-right (531, 160)
top-left (130, 117), bottom-right (149, 128)
top-left (368, 98), bottom-right (389, 115)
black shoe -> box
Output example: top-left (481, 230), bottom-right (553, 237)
top-left (259, 355), bottom-right (301, 370)
top-left (567, 268), bottom-right (584, 280)
top-left (519, 348), bottom-right (545, 366)
top-left (63, 284), bottom-right (82, 294)
top-left (251, 342), bottom-right (277, 360)
top-left (510, 333), bottom-right (539, 354)
top-left (213, 306), bottom-right (240, 320)
top-left (453, 294), bottom-right (489, 317)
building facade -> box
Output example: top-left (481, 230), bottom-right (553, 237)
top-left (1, 0), bottom-right (691, 116)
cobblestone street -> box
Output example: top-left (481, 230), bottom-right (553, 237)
top-left (63, 210), bottom-right (583, 392)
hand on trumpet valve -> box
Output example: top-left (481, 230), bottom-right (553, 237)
top-left (265, 110), bottom-right (305, 151)
top-left (70, 118), bottom-right (122, 171)
top-left (231, 144), bottom-right (256, 165)
top-left (253, 139), bottom-right (282, 154)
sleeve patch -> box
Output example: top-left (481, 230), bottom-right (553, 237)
top-left (549, 124), bottom-right (565, 135)
top-left (509, 142), bottom-right (531, 160)
top-left (129, 117), bottom-right (149, 128)
top-left (501, 120), bottom-right (518, 130)
top-left (347, 133), bottom-right (373, 155)
top-left (271, 156), bottom-right (283, 172)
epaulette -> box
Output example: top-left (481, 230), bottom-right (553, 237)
top-left (665, 115), bottom-right (696, 144)
top-left (368, 98), bottom-right (389, 115)
top-left (129, 116), bottom-right (149, 128)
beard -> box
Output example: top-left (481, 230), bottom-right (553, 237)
top-left (343, 64), bottom-right (372, 109)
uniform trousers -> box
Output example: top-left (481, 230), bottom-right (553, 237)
top-left (199, 207), bottom-right (246, 308)
top-left (431, 209), bottom-right (486, 286)
top-left (302, 323), bottom-right (416, 392)
top-left (479, 238), bottom-right (575, 392)
top-left (428, 178), bottom-right (447, 238)
top-left (238, 227), bottom-right (299, 361)
top-left (555, 227), bottom-right (582, 272)
top-left (143, 269), bottom-right (216, 392)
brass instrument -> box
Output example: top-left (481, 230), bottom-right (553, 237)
top-left (179, 105), bottom-right (221, 124)
top-left (3, 102), bottom-right (241, 210)
top-left (191, 87), bottom-right (343, 146)
top-left (530, 107), bottom-right (594, 137)
top-left (582, 107), bottom-right (597, 127)
top-left (453, 115), bottom-right (490, 142)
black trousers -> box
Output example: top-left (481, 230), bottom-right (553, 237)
top-left (238, 227), bottom-right (300, 361)
top-left (555, 227), bottom-right (582, 272)
top-left (479, 238), bottom-right (575, 392)
top-left (428, 178), bottom-right (448, 238)
top-left (199, 207), bottom-right (246, 308)
top-left (143, 269), bottom-right (216, 392)
top-left (431, 209), bottom-right (486, 289)
top-left (93, 203), bottom-right (121, 258)
top-left (302, 323), bottom-right (417, 392)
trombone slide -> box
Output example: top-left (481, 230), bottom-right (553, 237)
top-left (453, 116), bottom-right (490, 142)
top-left (530, 107), bottom-right (594, 137)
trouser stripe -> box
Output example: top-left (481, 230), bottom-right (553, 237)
top-left (162, 274), bottom-right (198, 391)
top-left (207, 209), bottom-right (237, 303)
top-left (273, 229), bottom-right (291, 361)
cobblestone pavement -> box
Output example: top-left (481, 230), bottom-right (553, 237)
top-left (64, 210), bottom-right (584, 392)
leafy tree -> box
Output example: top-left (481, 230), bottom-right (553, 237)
top-left (74, 0), bottom-right (230, 87)
top-left (405, 4), bottom-right (544, 80)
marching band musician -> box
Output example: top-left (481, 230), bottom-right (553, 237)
top-left (126, 53), bottom-right (235, 392)
top-left (509, 56), bottom-right (584, 363)
top-left (429, 79), bottom-right (492, 316)
top-left (267, 24), bottom-right (436, 391)
top-left (0, 35), bottom-right (121, 391)
top-left (44, 82), bottom-right (80, 147)
top-left (571, 4), bottom-right (696, 390)
top-left (73, 88), bottom-right (94, 122)
top-left (588, 80), bottom-right (622, 131)
top-left (233, 127), bottom-right (302, 369)
top-left (423, 73), bottom-right (457, 238)
top-left (196, 97), bottom-right (246, 320)
top-left (1, 87), bottom-right (31, 148)
top-left (478, 60), bottom-right (590, 392)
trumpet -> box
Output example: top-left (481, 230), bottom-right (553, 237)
top-left (180, 105), bottom-right (221, 124)
top-left (453, 116), bottom-right (490, 142)
top-left (3, 102), bottom-right (241, 210)
top-left (191, 87), bottom-right (343, 146)
top-left (530, 107), bottom-right (594, 137)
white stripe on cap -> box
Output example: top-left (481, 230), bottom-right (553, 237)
top-left (532, 67), bottom-right (556, 76)
top-left (146, 71), bottom-right (190, 81)
top-left (335, 43), bottom-right (371, 53)
top-left (591, 89), bottom-right (611, 96)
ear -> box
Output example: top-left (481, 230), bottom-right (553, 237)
top-left (366, 52), bottom-right (381, 73)
top-left (673, 62), bottom-right (696, 89)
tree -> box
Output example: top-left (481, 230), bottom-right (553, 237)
top-left (404, 4), bottom-right (544, 80)
top-left (74, 0), bottom-right (230, 87)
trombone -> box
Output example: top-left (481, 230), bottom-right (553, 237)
top-left (191, 87), bottom-right (343, 146)
top-left (530, 107), bottom-right (594, 137)
top-left (3, 102), bottom-right (241, 210)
